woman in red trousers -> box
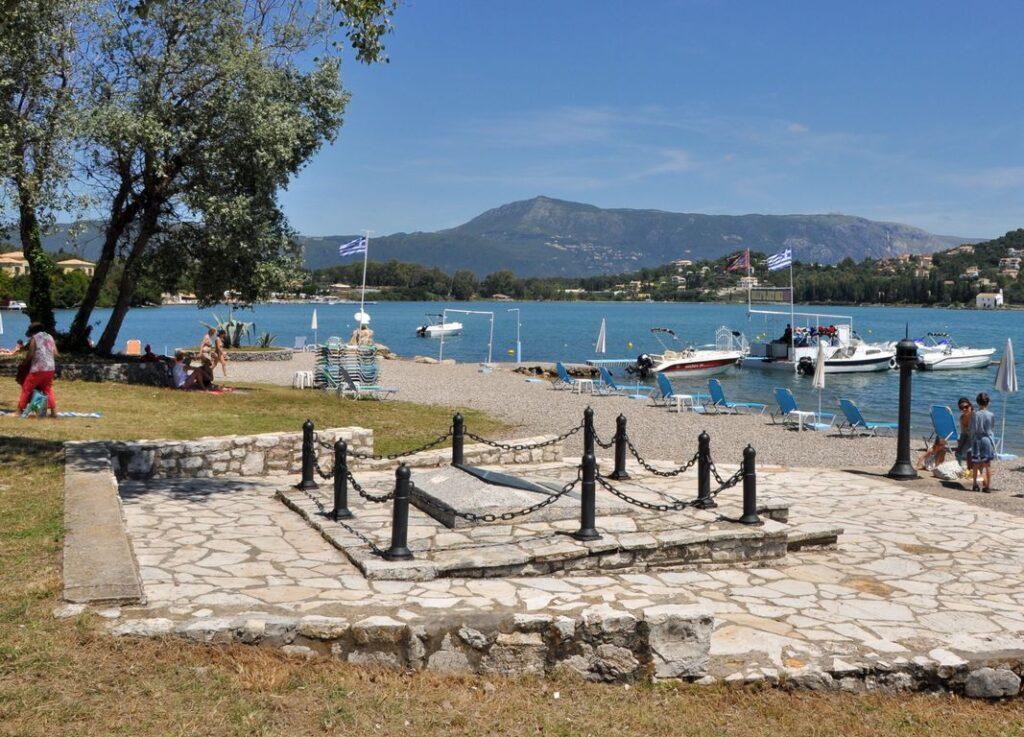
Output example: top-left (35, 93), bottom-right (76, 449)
top-left (18, 322), bottom-right (58, 417)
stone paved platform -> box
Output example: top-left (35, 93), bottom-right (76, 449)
top-left (278, 461), bottom-right (803, 580)
top-left (69, 457), bottom-right (1024, 694)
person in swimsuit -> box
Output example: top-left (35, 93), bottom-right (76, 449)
top-left (955, 396), bottom-right (973, 469)
top-left (199, 328), bottom-right (215, 361)
top-left (968, 392), bottom-right (997, 493)
top-left (214, 329), bottom-right (229, 377)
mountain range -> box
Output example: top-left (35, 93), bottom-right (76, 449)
top-left (28, 196), bottom-right (973, 277)
top-left (298, 197), bottom-right (972, 276)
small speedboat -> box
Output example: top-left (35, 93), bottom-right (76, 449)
top-left (913, 333), bottom-right (996, 371)
top-left (796, 339), bottom-right (895, 375)
top-left (0, 300), bottom-right (27, 310)
top-left (629, 328), bottom-right (743, 378)
top-left (416, 314), bottom-right (463, 338)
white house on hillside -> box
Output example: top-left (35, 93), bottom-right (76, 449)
top-left (976, 289), bottom-right (1004, 309)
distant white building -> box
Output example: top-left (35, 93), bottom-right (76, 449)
top-left (976, 289), bottom-right (1004, 309)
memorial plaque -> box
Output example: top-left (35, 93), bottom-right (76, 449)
top-left (412, 465), bottom-right (583, 529)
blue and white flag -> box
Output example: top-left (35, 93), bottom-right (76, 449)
top-left (767, 248), bottom-right (792, 272)
top-left (338, 237), bottom-right (368, 257)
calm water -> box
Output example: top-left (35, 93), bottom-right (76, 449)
top-left (2, 300), bottom-right (1020, 452)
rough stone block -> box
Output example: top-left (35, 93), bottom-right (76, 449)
top-left (964, 667), bottom-right (1021, 699)
top-left (351, 615), bottom-right (407, 645)
top-left (643, 604), bottom-right (714, 679)
top-left (298, 616), bottom-right (350, 641)
top-left (480, 631), bottom-right (546, 676)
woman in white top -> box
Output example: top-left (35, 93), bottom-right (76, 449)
top-left (17, 322), bottom-right (59, 416)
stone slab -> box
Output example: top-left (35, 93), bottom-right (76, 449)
top-left (63, 444), bottom-right (144, 604)
top-left (412, 465), bottom-right (585, 528)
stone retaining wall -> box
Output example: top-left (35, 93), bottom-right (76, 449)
top-left (110, 603), bottom-right (714, 682)
top-left (224, 349), bottom-right (293, 362)
top-left (0, 361), bottom-right (172, 387)
top-left (105, 427), bottom-right (374, 480)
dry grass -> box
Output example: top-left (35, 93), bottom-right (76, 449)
top-left (0, 382), bottom-right (1023, 735)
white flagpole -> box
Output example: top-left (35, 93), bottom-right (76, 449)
top-left (789, 250), bottom-right (795, 373)
top-left (358, 230), bottom-right (371, 319)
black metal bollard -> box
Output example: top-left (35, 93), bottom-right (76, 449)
top-left (297, 419), bottom-right (319, 490)
top-left (452, 412), bottom-right (464, 466)
top-left (694, 430), bottom-right (716, 509)
top-left (739, 445), bottom-right (761, 525)
top-left (383, 465), bottom-right (414, 560)
top-left (332, 440), bottom-right (353, 520)
top-left (887, 337), bottom-right (920, 480)
top-left (583, 406), bottom-right (595, 457)
top-left (572, 452), bottom-right (601, 541)
top-left (608, 414), bottom-right (630, 480)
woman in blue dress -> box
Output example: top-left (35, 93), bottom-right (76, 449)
top-left (968, 392), bottom-right (997, 493)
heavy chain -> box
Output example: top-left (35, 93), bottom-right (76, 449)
top-left (624, 435), bottom-right (700, 477)
top-left (411, 471), bottom-right (581, 523)
top-left (592, 430), bottom-right (616, 450)
top-left (465, 422), bottom-right (583, 452)
top-left (294, 483), bottom-right (387, 556)
top-left (317, 430), bottom-right (452, 461)
top-left (596, 474), bottom-right (696, 512)
top-left (710, 464), bottom-right (745, 493)
top-left (313, 454), bottom-right (334, 480)
top-left (347, 469), bottom-right (394, 504)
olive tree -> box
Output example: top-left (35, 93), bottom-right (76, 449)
top-left (65, 0), bottom-right (396, 352)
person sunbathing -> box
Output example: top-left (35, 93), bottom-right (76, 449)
top-left (183, 357), bottom-right (215, 391)
top-left (0, 340), bottom-right (25, 355)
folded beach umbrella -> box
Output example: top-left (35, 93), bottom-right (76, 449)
top-left (994, 338), bottom-right (1017, 456)
top-left (310, 308), bottom-right (318, 346)
top-left (595, 318), bottom-right (607, 354)
top-left (813, 340), bottom-right (827, 420)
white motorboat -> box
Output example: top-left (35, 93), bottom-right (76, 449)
top-left (912, 333), bottom-right (996, 371)
top-left (630, 327), bottom-right (743, 378)
top-left (746, 310), bottom-right (895, 374)
top-left (0, 300), bottom-right (27, 310)
top-left (416, 314), bottom-right (463, 338)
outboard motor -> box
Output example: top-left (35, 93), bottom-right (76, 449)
top-left (628, 353), bottom-right (655, 379)
top-left (796, 356), bottom-right (816, 376)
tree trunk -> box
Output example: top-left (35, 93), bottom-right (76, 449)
top-left (17, 182), bottom-right (56, 332)
top-left (94, 208), bottom-right (159, 354)
top-left (65, 192), bottom-right (137, 350)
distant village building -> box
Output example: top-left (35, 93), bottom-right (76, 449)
top-left (671, 259), bottom-right (694, 270)
top-left (962, 266), bottom-right (980, 279)
top-left (913, 268), bottom-right (931, 278)
top-left (738, 275), bottom-right (759, 288)
top-left (976, 289), bottom-right (1004, 309)
top-left (56, 257), bottom-right (96, 276)
top-left (950, 244), bottom-right (975, 256)
top-left (1002, 268), bottom-right (1020, 280)
top-left (0, 250), bottom-right (29, 276)
top-left (999, 257), bottom-right (1021, 270)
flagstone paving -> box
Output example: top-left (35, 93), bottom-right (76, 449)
top-left (113, 461), bottom-right (1024, 683)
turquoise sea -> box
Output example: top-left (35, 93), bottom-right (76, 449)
top-left (2, 300), bottom-right (1020, 453)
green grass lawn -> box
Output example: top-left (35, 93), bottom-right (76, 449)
top-left (0, 380), bottom-right (1022, 735)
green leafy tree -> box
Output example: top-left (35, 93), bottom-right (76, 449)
top-left (0, 0), bottom-right (83, 331)
top-left (65, 0), bottom-right (397, 353)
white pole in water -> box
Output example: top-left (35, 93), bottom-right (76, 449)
top-left (439, 308), bottom-right (446, 362)
top-left (507, 308), bottom-right (521, 363)
top-left (487, 311), bottom-right (494, 365)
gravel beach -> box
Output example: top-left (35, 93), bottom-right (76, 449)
top-left (227, 353), bottom-right (1024, 508)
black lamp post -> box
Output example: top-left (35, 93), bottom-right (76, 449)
top-left (887, 337), bottom-right (919, 480)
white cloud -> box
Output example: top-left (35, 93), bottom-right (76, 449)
top-left (787, 122), bottom-right (809, 134)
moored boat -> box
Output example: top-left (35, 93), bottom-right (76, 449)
top-left (629, 328), bottom-right (743, 378)
top-left (416, 314), bottom-right (463, 337)
top-left (912, 333), bottom-right (996, 371)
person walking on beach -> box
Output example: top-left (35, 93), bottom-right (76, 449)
top-left (956, 397), bottom-right (973, 469)
top-left (214, 329), bottom-right (229, 377)
top-left (17, 322), bottom-right (58, 417)
top-left (199, 328), bottom-right (215, 361)
top-left (968, 392), bottom-right (997, 493)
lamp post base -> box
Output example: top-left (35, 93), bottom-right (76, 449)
top-left (887, 461), bottom-right (919, 481)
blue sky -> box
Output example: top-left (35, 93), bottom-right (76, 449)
top-left (280, 0), bottom-right (1024, 239)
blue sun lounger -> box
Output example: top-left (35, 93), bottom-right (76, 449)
top-left (597, 367), bottom-right (650, 400)
top-left (837, 398), bottom-right (898, 436)
top-left (650, 372), bottom-right (708, 410)
top-left (770, 387), bottom-right (834, 430)
top-left (706, 378), bottom-right (767, 414)
top-left (553, 362), bottom-right (579, 390)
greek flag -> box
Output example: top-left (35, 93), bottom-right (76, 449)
top-left (767, 248), bottom-right (792, 272)
top-left (338, 237), bottom-right (367, 257)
